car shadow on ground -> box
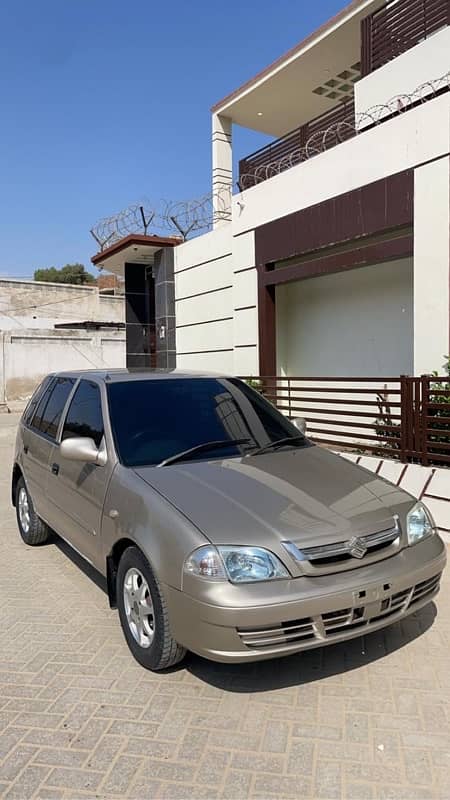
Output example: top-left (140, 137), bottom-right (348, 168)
top-left (52, 534), bottom-right (109, 595)
top-left (186, 603), bottom-right (437, 692)
top-left (51, 532), bottom-right (437, 693)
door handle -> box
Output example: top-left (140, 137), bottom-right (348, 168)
top-left (23, 445), bottom-right (29, 454)
top-left (51, 463), bottom-right (60, 475)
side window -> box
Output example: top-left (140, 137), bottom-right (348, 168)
top-left (23, 376), bottom-right (52, 426)
top-left (37, 377), bottom-right (75, 439)
top-left (30, 379), bottom-right (56, 432)
top-left (62, 380), bottom-right (104, 448)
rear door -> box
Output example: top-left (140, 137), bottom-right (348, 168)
top-left (22, 376), bottom-right (75, 522)
top-left (46, 378), bottom-right (114, 570)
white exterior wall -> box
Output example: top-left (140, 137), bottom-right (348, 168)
top-left (174, 226), bottom-right (234, 372)
top-left (1, 329), bottom-right (125, 402)
top-left (414, 156), bottom-right (450, 374)
top-left (232, 93), bottom-right (450, 234)
top-left (230, 92), bottom-right (450, 377)
top-left (355, 27), bottom-right (450, 127)
top-left (172, 37), bottom-right (450, 379)
top-left (174, 91), bottom-right (450, 377)
top-left (212, 114), bottom-right (233, 225)
top-left (174, 226), bottom-right (259, 375)
top-left (231, 231), bottom-right (258, 375)
top-left (276, 259), bottom-right (414, 377)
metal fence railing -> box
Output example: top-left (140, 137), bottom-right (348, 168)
top-left (239, 375), bottom-right (450, 467)
top-left (361, 0), bottom-right (450, 76)
top-left (238, 101), bottom-right (355, 190)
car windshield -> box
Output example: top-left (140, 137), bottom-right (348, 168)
top-left (107, 377), bottom-right (307, 467)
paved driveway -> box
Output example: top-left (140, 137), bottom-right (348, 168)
top-left (0, 413), bottom-right (449, 800)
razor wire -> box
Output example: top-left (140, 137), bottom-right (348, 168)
top-left (239, 70), bottom-right (450, 189)
top-left (91, 70), bottom-right (450, 249)
top-left (90, 184), bottom-right (232, 251)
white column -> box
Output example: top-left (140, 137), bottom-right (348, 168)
top-left (232, 231), bottom-right (259, 375)
top-left (414, 156), bottom-right (450, 375)
top-left (212, 113), bottom-right (232, 227)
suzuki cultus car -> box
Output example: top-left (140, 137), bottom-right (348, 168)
top-left (12, 370), bottom-right (446, 670)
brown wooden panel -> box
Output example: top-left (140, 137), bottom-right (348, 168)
top-left (238, 373), bottom-right (450, 467)
top-left (258, 282), bottom-right (276, 375)
top-left (361, 0), bottom-right (449, 74)
top-left (261, 235), bottom-right (413, 286)
top-left (255, 170), bottom-right (413, 268)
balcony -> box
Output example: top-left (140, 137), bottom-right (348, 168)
top-left (361, 0), bottom-right (450, 76)
top-left (238, 100), bottom-right (355, 190)
top-left (238, 0), bottom-right (450, 192)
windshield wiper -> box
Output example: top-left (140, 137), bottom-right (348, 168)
top-left (157, 438), bottom-right (253, 467)
top-left (249, 434), bottom-right (304, 457)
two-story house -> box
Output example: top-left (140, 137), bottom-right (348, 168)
top-left (92, 0), bottom-right (450, 380)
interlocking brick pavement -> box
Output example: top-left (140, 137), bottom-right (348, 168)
top-left (0, 412), bottom-right (449, 800)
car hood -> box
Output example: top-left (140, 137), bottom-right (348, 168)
top-left (134, 445), bottom-right (413, 548)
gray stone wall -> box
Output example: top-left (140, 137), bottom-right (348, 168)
top-left (0, 278), bottom-right (124, 329)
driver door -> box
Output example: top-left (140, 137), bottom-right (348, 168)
top-left (46, 378), bottom-right (113, 571)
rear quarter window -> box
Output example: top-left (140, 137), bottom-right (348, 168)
top-left (22, 377), bottom-right (52, 426)
top-left (24, 377), bottom-right (54, 428)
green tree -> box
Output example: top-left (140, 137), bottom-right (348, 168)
top-left (428, 356), bottom-right (450, 454)
top-left (34, 263), bottom-right (96, 285)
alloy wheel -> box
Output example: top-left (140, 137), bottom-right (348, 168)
top-left (18, 487), bottom-right (31, 534)
top-left (123, 567), bottom-right (155, 648)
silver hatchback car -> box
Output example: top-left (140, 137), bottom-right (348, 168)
top-left (12, 370), bottom-right (446, 670)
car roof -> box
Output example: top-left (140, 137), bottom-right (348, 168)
top-left (49, 368), bottom-right (232, 383)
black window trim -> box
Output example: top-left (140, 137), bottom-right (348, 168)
top-left (59, 377), bottom-right (106, 450)
top-left (55, 378), bottom-right (80, 444)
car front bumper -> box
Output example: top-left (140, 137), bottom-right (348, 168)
top-left (165, 534), bottom-right (447, 662)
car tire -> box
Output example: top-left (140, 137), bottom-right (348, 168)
top-left (116, 546), bottom-right (186, 671)
top-left (15, 477), bottom-right (50, 546)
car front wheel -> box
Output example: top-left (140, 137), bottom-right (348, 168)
top-left (15, 477), bottom-right (50, 546)
top-left (116, 546), bottom-right (186, 671)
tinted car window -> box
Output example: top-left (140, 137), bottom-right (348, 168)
top-left (35, 377), bottom-right (75, 439)
top-left (23, 376), bottom-right (53, 427)
top-left (62, 380), bottom-right (104, 448)
top-left (30, 379), bottom-right (56, 432)
top-left (107, 377), bottom-right (304, 467)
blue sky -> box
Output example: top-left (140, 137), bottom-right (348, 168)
top-left (0, 0), bottom-right (344, 277)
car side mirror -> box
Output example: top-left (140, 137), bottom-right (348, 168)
top-left (60, 436), bottom-right (106, 466)
top-left (292, 417), bottom-right (307, 435)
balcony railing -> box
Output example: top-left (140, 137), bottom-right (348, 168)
top-left (238, 0), bottom-right (450, 191)
top-left (238, 100), bottom-right (355, 190)
top-left (361, 0), bottom-right (450, 76)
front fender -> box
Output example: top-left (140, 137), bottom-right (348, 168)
top-left (101, 464), bottom-right (209, 589)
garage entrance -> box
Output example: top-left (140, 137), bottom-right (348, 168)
top-left (276, 258), bottom-right (413, 378)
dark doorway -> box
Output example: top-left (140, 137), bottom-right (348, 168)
top-left (124, 263), bottom-right (156, 368)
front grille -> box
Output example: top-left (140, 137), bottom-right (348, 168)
top-left (237, 573), bottom-right (441, 650)
top-left (237, 617), bottom-right (316, 648)
top-left (291, 519), bottom-right (401, 567)
top-left (411, 574), bottom-right (441, 605)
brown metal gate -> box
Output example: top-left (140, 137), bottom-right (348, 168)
top-left (240, 375), bottom-right (450, 467)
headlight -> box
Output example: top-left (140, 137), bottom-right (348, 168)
top-left (219, 546), bottom-right (289, 582)
top-left (406, 502), bottom-right (435, 545)
top-left (184, 545), bottom-right (290, 583)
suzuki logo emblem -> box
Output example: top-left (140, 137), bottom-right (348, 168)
top-left (348, 536), bottom-right (367, 559)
